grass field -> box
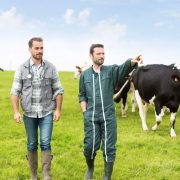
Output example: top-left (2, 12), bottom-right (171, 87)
top-left (0, 71), bottom-right (180, 180)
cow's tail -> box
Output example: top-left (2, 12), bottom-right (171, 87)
top-left (113, 69), bottom-right (136, 100)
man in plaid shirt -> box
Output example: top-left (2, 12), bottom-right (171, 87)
top-left (11, 37), bottom-right (64, 180)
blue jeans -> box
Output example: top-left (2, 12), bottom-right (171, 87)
top-left (23, 113), bottom-right (53, 151)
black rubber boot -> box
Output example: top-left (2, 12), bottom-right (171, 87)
top-left (85, 158), bottom-right (94, 180)
top-left (103, 161), bottom-right (114, 180)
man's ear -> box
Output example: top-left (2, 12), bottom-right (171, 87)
top-left (89, 54), bottom-right (93, 60)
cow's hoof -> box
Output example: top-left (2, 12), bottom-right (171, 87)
top-left (152, 124), bottom-right (158, 131)
top-left (170, 129), bottom-right (176, 137)
top-left (142, 125), bottom-right (148, 131)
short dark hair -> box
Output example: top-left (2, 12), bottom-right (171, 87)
top-left (89, 44), bottom-right (104, 55)
top-left (28, 37), bottom-right (43, 48)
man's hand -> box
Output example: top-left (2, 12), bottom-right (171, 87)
top-left (131, 55), bottom-right (143, 64)
top-left (14, 112), bottom-right (22, 124)
top-left (53, 110), bottom-right (61, 122)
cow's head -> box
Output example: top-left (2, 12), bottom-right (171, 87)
top-left (74, 63), bottom-right (92, 79)
top-left (74, 66), bottom-right (82, 79)
top-left (170, 65), bottom-right (180, 88)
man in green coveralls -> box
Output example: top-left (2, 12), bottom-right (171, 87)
top-left (79, 43), bottom-right (142, 180)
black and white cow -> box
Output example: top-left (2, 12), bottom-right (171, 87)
top-left (0, 67), bottom-right (4, 71)
top-left (131, 64), bottom-right (180, 137)
top-left (113, 68), bottom-right (137, 118)
top-left (113, 80), bottom-right (131, 118)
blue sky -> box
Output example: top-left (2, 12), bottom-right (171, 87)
top-left (0, 0), bottom-right (180, 71)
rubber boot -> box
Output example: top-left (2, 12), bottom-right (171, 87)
top-left (103, 161), bottom-right (114, 180)
top-left (85, 158), bottom-right (94, 180)
top-left (41, 151), bottom-right (53, 180)
top-left (26, 151), bottom-right (38, 180)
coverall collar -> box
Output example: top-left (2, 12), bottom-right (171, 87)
top-left (91, 65), bottom-right (104, 74)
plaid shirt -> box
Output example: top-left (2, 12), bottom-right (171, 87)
top-left (11, 58), bottom-right (64, 118)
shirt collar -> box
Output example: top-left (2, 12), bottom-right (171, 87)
top-left (91, 65), bottom-right (104, 74)
top-left (30, 58), bottom-right (45, 68)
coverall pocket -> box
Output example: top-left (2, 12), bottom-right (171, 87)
top-left (83, 111), bottom-right (87, 116)
top-left (83, 110), bottom-right (89, 121)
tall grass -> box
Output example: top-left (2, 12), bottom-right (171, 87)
top-left (0, 71), bottom-right (179, 180)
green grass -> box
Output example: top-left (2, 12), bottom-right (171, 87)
top-left (0, 71), bottom-right (180, 180)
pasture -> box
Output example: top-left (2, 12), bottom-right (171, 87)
top-left (0, 71), bottom-right (180, 180)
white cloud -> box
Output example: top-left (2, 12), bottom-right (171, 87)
top-left (0, 7), bottom-right (46, 31)
top-left (78, 8), bottom-right (90, 24)
top-left (154, 21), bottom-right (164, 27)
top-left (63, 9), bottom-right (76, 24)
top-left (63, 8), bottom-right (90, 25)
top-left (0, 7), bottom-right (22, 29)
top-left (91, 19), bottom-right (127, 42)
top-left (80, 0), bottom-right (143, 5)
top-left (169, 11), bottom-right (180, 18)
top-left (161, 8), bottom-right (180, 19)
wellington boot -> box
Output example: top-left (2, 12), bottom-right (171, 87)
top-left (26, 151), bottom-right (38, 180)
top-left (85, 158), bottom-right (94, 180)
top-left (103, 161), bottom-right (114, 180)
top-left (41, 151), bottom-right (53, 180)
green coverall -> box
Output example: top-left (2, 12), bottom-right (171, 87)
top-left (79, 59), bottom-right (136, 162)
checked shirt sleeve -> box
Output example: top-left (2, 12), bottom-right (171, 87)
top-left (52, 66), bottom-right (64, 100)
top-left (10, 67), bottom-right (23, 97)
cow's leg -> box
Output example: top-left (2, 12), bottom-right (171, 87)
top-left (121, 94), bottom-right (128, 118)
top-left (160, 106), bottom-right (169, 116)
top-left (130, 82), bottom-right (136, 112)
top-left (160, 108), bottom-right (165, 117)
top-left (170, 112), bottom-right (176, 137)
top-left (152, 113), bottom-right (162, 131)
top-left (131, 92), bottom-right (136, 112)
top-left (143, 103), bottom-right (149, 120)
top-left (152, 100), bottom-right (162, 131)
top-left (134, 90), bottom-right (148, 131)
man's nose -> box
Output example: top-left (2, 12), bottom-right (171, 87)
top-left (38, 49), bottom-right (43, 53)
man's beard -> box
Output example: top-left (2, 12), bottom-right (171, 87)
top-left (33, 54), bottom-right (43, 60)
top-left (93, 58), bottom-right (104, 65)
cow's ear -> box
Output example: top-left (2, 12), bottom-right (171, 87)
top-left (172, 75), bottom-right (180, 82)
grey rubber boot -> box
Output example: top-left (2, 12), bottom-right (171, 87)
top-left (103, 161), bottom-right (114, 180)
top-left (85, 158), bottom-right (94, 180)
top-left (41, 151), bottom-right (53, 180)
top-left (26, 151), bottom-right (38, 180)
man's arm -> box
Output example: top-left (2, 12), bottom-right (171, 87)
top-left (78, 72), bottom-right (88, 113)
top-left (54, 94), bottom-right (63, 121)
top-left (80, 101), bottom-right (87, 113)
top-left (131, 55), bottom-right (143, 64)
top-left (112, 55), bottom-right (143, 88)
top-left (51, 65), bottom-right (64, 121)
top-left (11, 95), bottom-right (22, 123)
top-left (10, 67), bottom-right (23, 124)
